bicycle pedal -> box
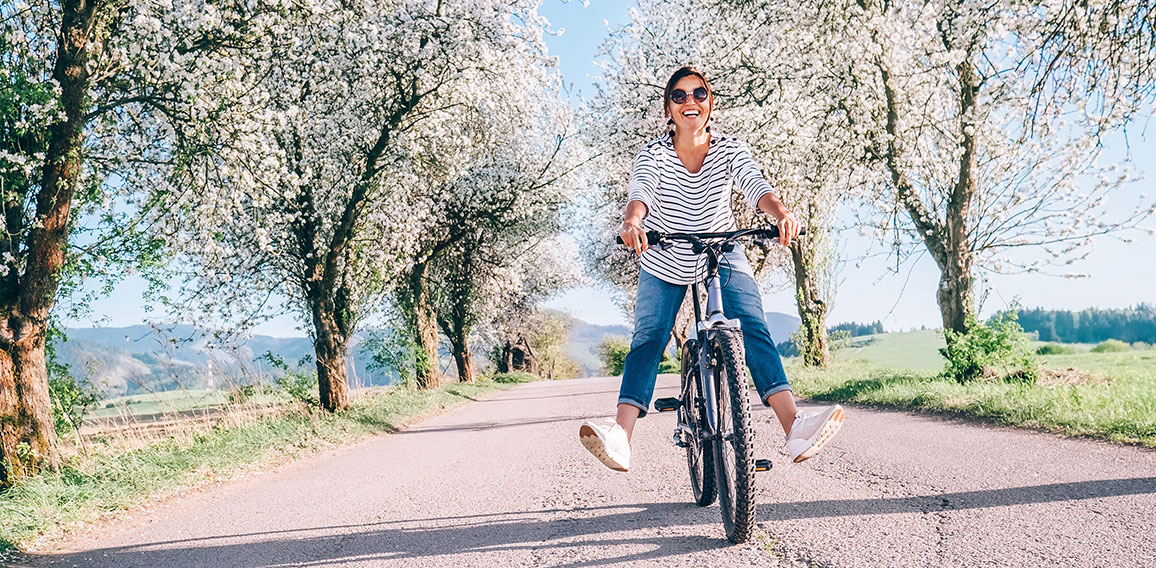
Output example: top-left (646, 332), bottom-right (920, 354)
top-left (653, 397), bottom-right (680, 412)
top-left (755, 459), bottom-right (773, 472)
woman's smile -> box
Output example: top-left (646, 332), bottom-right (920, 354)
top-left (668, 76), bottom-right (711, 134)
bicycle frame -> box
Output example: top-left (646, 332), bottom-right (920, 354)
top-left (690, 242), bottom-right (742, 442)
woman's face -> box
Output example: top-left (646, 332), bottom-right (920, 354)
top-left (666, 75), bottom-right (711, 135)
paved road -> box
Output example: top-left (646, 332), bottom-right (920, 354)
top-left (20, 375), bottom-right (1156, 567)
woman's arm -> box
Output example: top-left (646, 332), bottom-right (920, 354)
top-left (756, 193), bottom-right (800, 246)
top-left (732, 140), bottom-right (800, 246)
top-left (623, 146), bottom-right (659, 254)
top-left (621, 200), bottom-right (650, 254)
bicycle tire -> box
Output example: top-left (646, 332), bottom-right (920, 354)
top-left (680, 340), bottom-right (716, 506)
top-left (710, 329), bottom-right (757, 543)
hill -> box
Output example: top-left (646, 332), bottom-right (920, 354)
top-left (566, 320), bottom-right (631, 376)
top-left (55, 326), bottom-right (383, 397)
top-left (832, 329), bottom-right (947, 371)
top-left (765, 311), bottom-right (802, 343)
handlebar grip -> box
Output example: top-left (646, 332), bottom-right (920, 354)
top-left (615, 231), bottom-right (662, 246)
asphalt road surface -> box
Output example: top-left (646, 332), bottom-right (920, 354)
top-left (19, 375), bottom-right (1156, 567)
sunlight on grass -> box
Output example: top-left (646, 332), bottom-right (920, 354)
top-left (789, 349), bottom-right (1156, 448)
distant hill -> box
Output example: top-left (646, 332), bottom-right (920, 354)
top-left (566, 320), bottom-right (631, 377)
top-left (56, 310), bottom-right (802, 396)
top-left (55, 326), bottom-right (384, 397)
top-left (765, 312), bottom-right (802, 344)
top-left (833, 330), bottom-right (947, 371)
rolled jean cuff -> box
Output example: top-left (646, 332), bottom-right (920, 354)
top-left (618, 396), bottom-right (649, 418)
top-left (757, 384), bottom-right (793, 406)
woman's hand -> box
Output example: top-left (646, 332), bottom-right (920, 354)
top-left (777, 211), bottom-right (800, 246)
top-left (620, 219), bottom-right (648, 254)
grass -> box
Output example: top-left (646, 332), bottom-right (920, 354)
top-left (835, 330), bottom-right (947, 371)
top-left (789, 342), bottom-right (1156, 448)
top-left (86, 389), bottom-right (281, 419)
top-left (0, 380), bottom-right (513, 553)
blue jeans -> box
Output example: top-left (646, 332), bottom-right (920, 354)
top-left (618, 255), bottom-right (792, 417)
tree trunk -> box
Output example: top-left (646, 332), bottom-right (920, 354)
top-left (935, 248), bottom-right (975, 336)
top-left (0, 0), bottom-right (100, 485)
top-left (789, 242), bottom-right (831, 367)
top-left (937, 56), bottom-right (980, 337)
top-left (451, 336), bottom-right (474, 383)
top-left (311, 317), bottom-right (349, 412)
top-left (409, 264), bottom-right (440, 389)
top-left (877, 52), bottom-right (979, 341)
top-left (0, 322), bottom-right (59, 486)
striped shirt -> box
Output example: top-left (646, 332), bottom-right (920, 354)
top-left (627, 133), bottom-right (776, 285)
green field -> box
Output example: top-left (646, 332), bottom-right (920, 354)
top-left (789, 332), bottom-right (1156, 448)
top-left (86, 389), bottom-right (285, 420)
top-left (834, 330), bottom-right (947, 371)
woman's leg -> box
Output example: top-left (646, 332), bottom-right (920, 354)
top-left (717, 260), bottom-right (797, 435)
top-left (617, 270), bottom-right (686, 439)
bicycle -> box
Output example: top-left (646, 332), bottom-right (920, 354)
top-left (618, 227), bottom-right (793, 543)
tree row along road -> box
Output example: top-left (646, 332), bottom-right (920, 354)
top-left (21, 376), bottom-right (1156, 567)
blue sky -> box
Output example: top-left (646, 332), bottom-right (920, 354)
top-left (70, 0), bottom-right (1155, 336)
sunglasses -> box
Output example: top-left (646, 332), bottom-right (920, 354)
top-left (670, 86), bottom-right (709, 105)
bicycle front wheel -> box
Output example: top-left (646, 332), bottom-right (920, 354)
top-left (710, 329), bottom-right (757, 543)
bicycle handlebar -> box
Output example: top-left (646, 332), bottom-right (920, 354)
top-left (614, 227), bottom-right (805, 247)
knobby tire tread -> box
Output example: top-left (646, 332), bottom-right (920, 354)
top-left (712, 330), bottom-right (756, 543)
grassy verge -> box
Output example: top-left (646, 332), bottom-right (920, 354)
top-left (787, 357), bottom-right (1156, 448)
top-left (0, 380), bottom-right (516, 553)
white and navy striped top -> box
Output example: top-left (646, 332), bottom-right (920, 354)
top-left (627, 133), bottom-right (776, 285)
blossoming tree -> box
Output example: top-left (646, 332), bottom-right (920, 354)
top-left (826, 0), bottom-right (1156, 336)
top-left (0, 0), bottom-right (267, 485)
top-left (167, 0), bottom-right (569, 403)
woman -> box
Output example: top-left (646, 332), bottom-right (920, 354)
top-left (580, 66), bottom-right (845, 472)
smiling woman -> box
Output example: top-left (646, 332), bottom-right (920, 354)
top-left (578, 65), bottom-right (845, 477)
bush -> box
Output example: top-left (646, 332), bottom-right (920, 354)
top-left (1132, 342), bottom-right (1152, 351)
top-left (940, 310), bottom-right (1038, 383)
top-left (48, 374), bottom-right (100, 436)
top-left (1091, 339), bottom-right (1131, 353)
top-left (658, 352), bottom-right (680, 374)
top-left (262, 352), bottom-right (320, 406)
top-left (1036, 343), bottom-right (1074, 355)
top-left (829, 329), bottom-right (852, 351)
top-left (227, 385), bottom-right (257, 405)
top-left (492, 372), bottom-right (537, 384)
top-left (598, 336), bottom-right (630, 376)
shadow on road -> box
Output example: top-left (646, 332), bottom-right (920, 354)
top-left (760, 476), bottom-right (1156, 521)
top-left (27, 477), bottom-right (1156, 567)
top-left (402, 413), bottom-right (607, 434)
top-left (27, 502), bottom-right (726, 568)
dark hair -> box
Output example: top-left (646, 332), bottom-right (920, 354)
top-left (663, 66), bottom-right (713, 123)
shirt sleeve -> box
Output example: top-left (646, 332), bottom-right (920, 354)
top-left (626, 146), bottom-right (659, 213)
top-left (730, 140), bottom-right (776, 207)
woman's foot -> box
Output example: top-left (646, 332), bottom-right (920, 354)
top-left (579, 418), bottom-right (631, 471)
top-left (786, 405), bottom-right (845, 463)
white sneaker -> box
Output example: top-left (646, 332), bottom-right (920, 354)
top-left (579, 418), bottom-right (631, 472)
top-left (786, 405), bottom-right (845, 463)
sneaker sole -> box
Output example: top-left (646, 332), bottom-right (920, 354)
top-left (579, 425), bottom-right (629, 472)
top-left (793, 407), bottom-right (845, 463)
